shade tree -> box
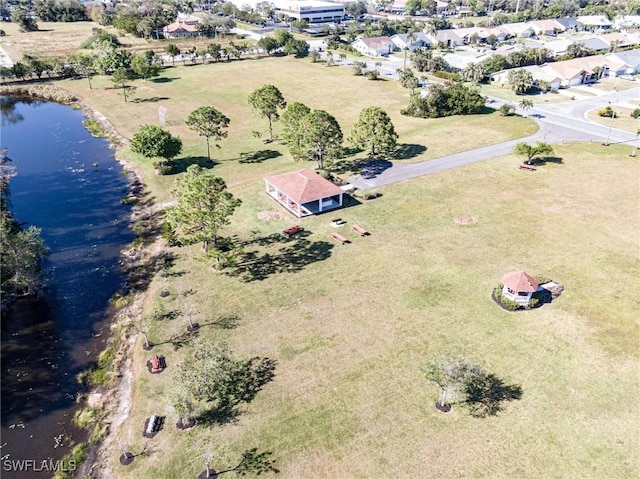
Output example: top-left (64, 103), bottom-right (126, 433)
top-left (247, 84), bottom-right (287, 141)
top-left (298, 110), bottom-right (343, 170)
top-left (422, 355), bottom-right (484, 411)
top-left (130, 125), bottom-right (183, 162)
top-left (281, 102), bottom-right (311, 160)
top-left (167, 165), bottom-right (241, 268)
top-left (513, 141), bottom-right (554, 165)
top-left (185, 106), bottom-right (230, 162)
top-left (348, 106), bottom-right (398, 157)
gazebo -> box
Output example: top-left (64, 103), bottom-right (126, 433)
top-left (264, 169), bottom-right (344, 218)
top-left (501, 271), bottom-right (540, 305)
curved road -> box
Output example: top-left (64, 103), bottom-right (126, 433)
top-left (349, 86), bottom-right (640, 190)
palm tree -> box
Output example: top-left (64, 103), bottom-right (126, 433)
top-left (519, 99), bottom-right (534, 117)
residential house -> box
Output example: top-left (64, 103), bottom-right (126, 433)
top-left (574, 36), bottom-right (610, 53)
top-left (613, 15), bottom-right (640, 30)
top-left (555, 17), bottom-right (580, 33)
top-left (443, 50), bottom-right (489, 71)
top-left (529, 19), bottom-right (565, 36)
top-left (352, 36), bottom-right (394, 57)
top-left (500, 22), bottom-right (535, 38)
top-left (542, 38), bottom-right (575, 56)
top-left (576, 15), bottom-right (614, 32)
top-left (391, 32), bottom-right (432, 52)
top-left (606, 50), bottom-right (640, 74)
top-left (431, 29), bottom-right (465, 48)
top-left (598, 32), bottom-right (640, 50)
top-left (162, 14), bottom-right (200, 38)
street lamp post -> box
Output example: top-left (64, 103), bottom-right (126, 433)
top-left (604, 100), bottom-right (616, 146)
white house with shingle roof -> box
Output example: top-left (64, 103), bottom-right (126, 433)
top-left (577, 15), bottom-right (613, 31)
top-left (352, 36), bottom-right (394, 57)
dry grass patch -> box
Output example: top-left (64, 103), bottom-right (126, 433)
top-left (587, 106), bottom-right (640, 135)
top-left (109, 142), bottom-right (638, 479)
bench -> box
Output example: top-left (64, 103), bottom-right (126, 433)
top-left (143, 414), bottom-right (165, 438)
top-left (352, 224), bottom-right (369, 236)
top-left (331, 233), bottom-right (349, 244)
top-left (518, 163), bottom-right (536, 171)
top-left (283, 225), bottom-right (303, 237)
top-left (149, 355), bottom-right (166, 373)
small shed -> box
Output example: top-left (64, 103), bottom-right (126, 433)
top-left (501, 271), bottom-right (540, 305)
top-left (264, 169), bottom-right (344, 218)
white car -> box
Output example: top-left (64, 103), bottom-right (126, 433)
top-left (619, 74), bottom-right (635, 81)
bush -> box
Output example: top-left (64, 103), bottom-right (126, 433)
top-left (153, 160), bottom-right (176, 175)
top-left (493, 285), bottom-right (520, 311)
top-left (498, 104), bottom-right (515, 116)
top-left (433, 70), bottom-right (461, 81)
top-left (631, 108), bottom-right (640, 119)
top-left (598, 106), bottom-right (616, 118)
top-left (527, 297), bottom-right (539, 309)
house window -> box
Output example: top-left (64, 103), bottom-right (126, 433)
top-left (507, 288), bottom-right (515, 294)
top-left (518, 292), bottom-right (529, 296)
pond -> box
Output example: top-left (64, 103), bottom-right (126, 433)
top-left (1, 98), bottom-right (135, 479)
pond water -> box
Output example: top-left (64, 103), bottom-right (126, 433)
top-left (1, 98), bottom-right (135, 479)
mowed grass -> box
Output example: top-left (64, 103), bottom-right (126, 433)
top-left (5, 24), bottom-right (629, 475)
top-left (110, 141), bottom-right (638, 479)
top-left (57, 55), bottom-right (539, 201)
top-left (587, 106), bottom-right (640, 135)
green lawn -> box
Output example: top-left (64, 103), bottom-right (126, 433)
top-left (33, 40), bottom-right (639, 479)
top-left (59, 56), bottom-right (537, 202)
top-left (107, 140), bottom-right (638, 478)
top-left (587, 106), bottom-right (640, 135)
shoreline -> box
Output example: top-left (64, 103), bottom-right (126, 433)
top-left (1, 83), bottom-right (155, 479)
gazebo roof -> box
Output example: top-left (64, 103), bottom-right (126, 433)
top-left (502, 271), bottom-right (539, 292)
top-left (264, 169), bottom-right (343, 204)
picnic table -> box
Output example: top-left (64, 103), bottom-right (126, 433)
top-left (518, 163), bottom-right (536, 171)
top-left (332, 232), bottom-right (349, 244)
top-left (352, 224), bottom-right (369, 236)
top-left (283, 225), bottom-right (303, 237)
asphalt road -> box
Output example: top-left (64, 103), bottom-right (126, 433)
top-left (349, 87), bottom-right (640, 190)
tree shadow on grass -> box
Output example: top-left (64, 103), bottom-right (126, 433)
top-left (131, 96), bottom-right (170, 104)
top-left (227, 235), bottom-right (333, 282)
top-left (360, 159), bottom-right (393, 179)
top-left (238, 149), bottom-right (282, 164)
top-left (530, 155), bottom-right (563, 166)
top-left (196, 357), bottom-right (277, 426)
top-left (465, 374), bottom-right (523, 418)
top-left (173, 156), bottom-right (215, 174)
top-left (394, 143), bottom-right (427, 160)
top-left (151, 77), bottom-right (180, 83)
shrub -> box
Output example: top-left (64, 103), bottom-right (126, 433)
top-left (598, 106), bottom-right (616, 118)
top-left (631, 108), bottom-right (640, 119)
top-left (493, 285), bottom-right (520, 311)
top-left (498, 104), bottom-right (515, 116)
top-left (527, 297), bottom-right (539, 309)
top-left (153, 160), bottom-right (176, 175)
top-left (433, 70), bottom-right (461, 81)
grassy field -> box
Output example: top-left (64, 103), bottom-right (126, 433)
top-left (58, 56), bottom-right (538, 202)
top-left (587, 106), bottom-right (640, 135)
top-left (5, 24), bottom-right (638, 478)
top-left (109, 142), bottom-right (639, 479)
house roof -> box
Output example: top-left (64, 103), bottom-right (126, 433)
top-left (577, 15), bottom-right (613, 27)
top-left (264, 169), bottom-right (343, 204)
top-left (502, 271), bottom-right (539, 292)
top-left (606, 50), bottom-right (640, 68)
top-left (555, 17), bottom-right (579, 29)
top-left (529, 19), bottom-right (564, 33)
top-left (575, 36), bottom-right (609, 51)
top-left (354, 36), bottom-right (394, 49)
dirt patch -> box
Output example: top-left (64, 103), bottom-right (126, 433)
top-left (258, 211), bottom-right (285, 221)
top-left (454, 216), bottom-right (476, 225)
